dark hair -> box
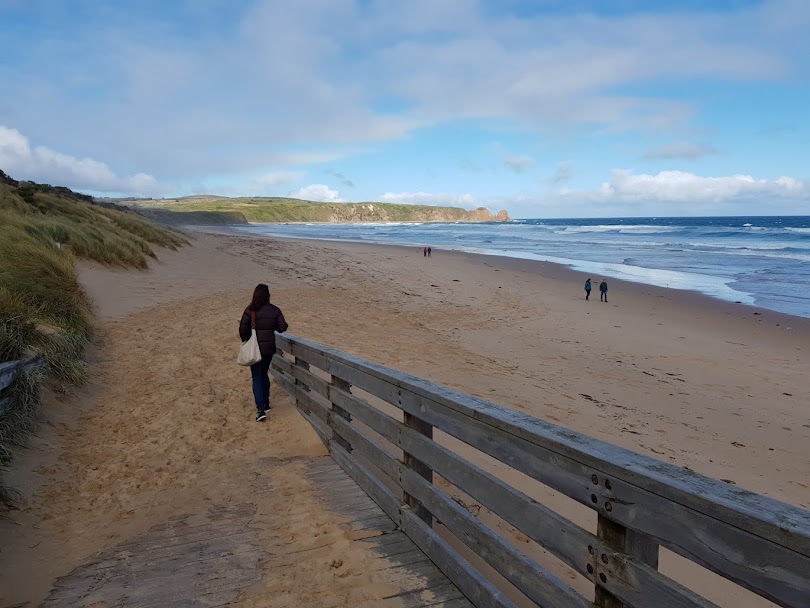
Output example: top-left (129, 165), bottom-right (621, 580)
top-left (249, 283), bottom-right (270, 311)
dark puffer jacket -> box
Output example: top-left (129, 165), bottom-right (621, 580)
top-left (239, 303), bottom-right (289, 356)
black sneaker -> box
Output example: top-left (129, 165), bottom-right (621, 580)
top-left (256, 412), bottom-right (267, 422)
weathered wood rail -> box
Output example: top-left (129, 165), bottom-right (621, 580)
top-left (0, 355), bottom-right (43, 416)
top-left (270, 333), bottom-right (810, 608)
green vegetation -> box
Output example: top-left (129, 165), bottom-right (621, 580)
top-left (131, 196), bottom-right (508, 224)
top-left (0, 171), bottom-right (186, 478)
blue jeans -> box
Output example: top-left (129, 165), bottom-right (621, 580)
top-left (250, 354), bottom-right (273, 413)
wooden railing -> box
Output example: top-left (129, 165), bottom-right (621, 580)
top-left (270, 333), bottom-right (810, 608)
top-left (0, 355), bottom-right (43, 416)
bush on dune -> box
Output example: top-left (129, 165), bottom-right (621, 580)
top-left (0, 173), bottom-right (185, 483)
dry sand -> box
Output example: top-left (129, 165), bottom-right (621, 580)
top-left (1, 231), bottom-right (808, 607)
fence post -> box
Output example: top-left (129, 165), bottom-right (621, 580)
top-left (293, 357), bottom-right (310, 411)
top-left (595, 512), bottom-right (659, 607)
top-left (400, 388), bottom-right (434, 526)
top-left (330, 375), bottom-right (353, 453)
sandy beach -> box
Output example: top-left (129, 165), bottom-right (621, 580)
top-left (1, 230), bottom-right (808, 607)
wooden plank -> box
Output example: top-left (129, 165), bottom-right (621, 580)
top-left (330, 439), bottom-right (402, 526)
top-left (329, 441), bottom-right (514, 607)
top-left (284, 334), bottom-right (809, 554)
top-left (398, 505), bottom-right (518, 608)
top-left (282, 335), bottom-right (808, 607)
top-left (331, 374), bottom-right (353, 453)
top-left (0, 355), bottom-right (43, 391)
top-left (0, 357), bottom-right (31, 391)
top-left (327, 384), bottom-right (715, 608)
top-left (387, 581), bottom-right (469, 608)
top-left (326, 412), bottom-right (595, 608)
top-left (270, 369), bottom-right (331, 445)
top-left (327, 413), bottom-right (400, 484)
top-left (404, 407), bottom-right (434, 526)
top-left (280, 341), bottom-right (792, 606)
top-left (400, 464), bottom-right (591, 608)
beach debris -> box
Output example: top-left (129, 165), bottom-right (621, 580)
top-left (731, 441), bottom-right (746, 448)
top-left (330, 559), bottom-right (344, 569)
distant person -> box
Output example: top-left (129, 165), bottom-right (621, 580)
top-left (428, 247), bottom-right (432, 257)
top-left (423, 246), bottom-right (427, 257)
top-left (599, 280), bottom-right (608, 302)
top-left (584, 278), bottom-right (592, 301)
top-left (239, 283), bottom-right (288, 422)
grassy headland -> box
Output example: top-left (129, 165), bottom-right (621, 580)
top-left (0, 171), bottom-right (185, 479)
top-left (125, 195), bottom-right (510, 224)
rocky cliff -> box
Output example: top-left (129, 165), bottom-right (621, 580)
top-left (129, 197), bottom-right (511, 224)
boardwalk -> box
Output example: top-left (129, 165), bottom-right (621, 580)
top-left (42, 455), bottom-right (473, 608)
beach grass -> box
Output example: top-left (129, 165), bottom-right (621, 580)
top-left (0, 173), bottom-right (185, 477)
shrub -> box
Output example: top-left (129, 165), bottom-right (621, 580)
top-left (0, 177), bottom-right (185, 498)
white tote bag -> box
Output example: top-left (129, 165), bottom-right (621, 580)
top-left (237, 310), bottom-right (263, 366)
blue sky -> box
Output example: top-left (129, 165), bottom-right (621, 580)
top-left (0, 0), bottom-right (808, 217)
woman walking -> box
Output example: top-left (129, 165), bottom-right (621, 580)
top-left (239, 284), bottom-right (288, 421)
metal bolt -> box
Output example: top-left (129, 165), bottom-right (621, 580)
top-left (600, 573), bottom-right (607, 584)
top-left (601, 554), bottom-right (608, 564)
top-left (590, 494), bottom-right (598, 504)
top-left (605, 501), bottom-right (613, 512)
top-left (591, 474), bottom-right (599, 485)
top-left (605, 479), bottom-right (612, 490)
top-left (588, 545), bottom-right (594, 555)
top-left (587, 564), bottom-right (594, 574)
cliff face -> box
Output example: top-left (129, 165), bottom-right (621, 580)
top-left (320, 204), bottom-right (510, 223)
top-left (129, 197), bottom-right (511, 224)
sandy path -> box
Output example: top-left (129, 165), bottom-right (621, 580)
top-left (1, 231), bottom-right (807, 607)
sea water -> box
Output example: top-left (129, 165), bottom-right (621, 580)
top-left (234, 216), bottom-right (810, 319)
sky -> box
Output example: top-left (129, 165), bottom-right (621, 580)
top-left (0, 0), bottom-right (808, 218)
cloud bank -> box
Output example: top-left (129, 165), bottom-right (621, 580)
top-left (290, 184), bottom-right (344, 202)
top-left (597, 170), bottom-right (806, 203)
top-left (0, 125), bottom-right (162, 194)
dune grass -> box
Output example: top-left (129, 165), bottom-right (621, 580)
top-left (0, 173), bottom-right (186, 480)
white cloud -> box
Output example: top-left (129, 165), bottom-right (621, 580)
top-left (485, 169), bottom-right (810, 218)
top-left (596, 170), bottom-right (807, 203)
top-left (503, 154), bottom-right (534, 173)
top-left (644, 142), bottom-right (718, 160)
top-left (290, 183), bottom-right (344, 202)
top-left (0, 125), bottom-right (163, 194)
top-left (378, 191), bottom-right (477, 206)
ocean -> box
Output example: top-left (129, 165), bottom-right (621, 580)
top-left (233, 216), bottom-right (810, 319)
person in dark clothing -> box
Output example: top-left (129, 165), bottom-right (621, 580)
top-left (599, 280), bottom-right (608, 302)
top-left (584, 278), bottom-right (592, 301)
top-left (427, 247), bottom-right (432, 257)
top-left (239, 284), bottom-right (288, 421)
